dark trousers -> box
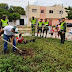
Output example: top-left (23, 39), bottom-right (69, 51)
top-left (37, 27), bottom-right (42, 37)
top-left (31, 24), bottom-right (36, 35)
top-left (43, 28), bottom-right (48, 37)
top-left (60, 32), bottom-right (65, 44)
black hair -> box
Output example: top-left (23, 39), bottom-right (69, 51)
top-left (62, 18), bottom-right (65, 19)
top-left (19, 34), bottom-right (22, 37)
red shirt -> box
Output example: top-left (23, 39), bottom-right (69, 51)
top-left (16, 37), bottom-right (23, 43)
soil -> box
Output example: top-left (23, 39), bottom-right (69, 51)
top-left (15, 48), bottom-right (34, 57)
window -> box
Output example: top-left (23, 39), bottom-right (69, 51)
top-left (49, 10), bottom-right (53, 13)
top-left (41, 10), bottom-right (44, 13)
top-left (32, 9), bottom-right (37, 12)
top-left (59, 11), bottom-right (63, 14)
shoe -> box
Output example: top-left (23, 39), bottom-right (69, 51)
top-left (42, 36), bottom-right (43, 38)
top-left (45, 37), bottom-right (46, 38)
top-left (4, 50), bottom-right (7, 54)
top-left (13, 49), bottom-right (16, 52)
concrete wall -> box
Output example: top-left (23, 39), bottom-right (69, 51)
top-left (8, 15), bottom-right (27, 26)
top-left (28, 5), bottom-right (40, 18)
top-left (40, 7), bottom-right (46, 21)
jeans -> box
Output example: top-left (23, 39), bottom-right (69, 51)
top-left (49, 26), bottom-right (52, 33)
top-left (4, 34), bottom-right (16, 50)
top-left (60, 32), bottom-right (65, 44)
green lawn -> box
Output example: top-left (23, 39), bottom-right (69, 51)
top-left (0, 37), bottom-right (72, 72)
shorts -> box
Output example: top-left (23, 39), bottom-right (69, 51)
top-left (51, 33), bottom-right (53, 35)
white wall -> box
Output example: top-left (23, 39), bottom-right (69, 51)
top-left (8, 20), bottom-right (19, 26)
top-left (8, 15), bottom-right (27, 26)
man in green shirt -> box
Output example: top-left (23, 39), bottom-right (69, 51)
top-left (1, 16), bottom-right (8, 28)
top-left (60, 18), bottom-right (66, 44)
top-left (37, 19), bottom-right (43, 37)
top-left (31, 17), bottom-right (36, 36)
top-left (42, 19), bottom-right (49, 38)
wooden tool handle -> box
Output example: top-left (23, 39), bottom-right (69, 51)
top-left (1, 38), bottom-right (20, 51)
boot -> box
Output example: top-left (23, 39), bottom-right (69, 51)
top-left (4, 50), bottom-right (7, 54)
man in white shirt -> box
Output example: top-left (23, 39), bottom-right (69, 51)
top-left (0, 25), bottom-right (18, 53)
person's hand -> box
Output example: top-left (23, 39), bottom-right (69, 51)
top-left (0, 36), bottom-right (1, 39)
top-left (11, 42), bottom-right (13, 45)
top-left (62, 32), bottom-right (64, 34)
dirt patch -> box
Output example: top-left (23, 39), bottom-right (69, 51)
top-left (19, 48), bottom-right (34, 57)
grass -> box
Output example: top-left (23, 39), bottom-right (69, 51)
top-left (0, 36), bottom-right (72, 72)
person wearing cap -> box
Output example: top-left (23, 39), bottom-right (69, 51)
top-left (60, 18), bottom-right (66, 44)
top-left (42, 19), bottom-right (49, 38)
top-left (0, 25), bottom-right (18, 53)
top-left (31, 17), bottom-right (36, 36)
top-left (1, 16), bottom-right (8, 28)
top-left (37, 19), bottom-right (43, 37)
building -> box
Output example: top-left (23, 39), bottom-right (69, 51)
top-left (8, 15), bottom-right (27, 26)
top-left (26, 4), bottom-right (72, 27)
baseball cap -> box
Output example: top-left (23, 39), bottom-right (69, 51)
top-left (13, 27), bottom-right (18, 33)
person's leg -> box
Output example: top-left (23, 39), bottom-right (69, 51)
top-left (37, 28), bottom-right (39, 36)
top-left (64, 33), bottom-right (65, 41)
top-left (40, 28), bottom-right (42, 37)
top-left (34, 25), bottom-right (36, 36)
top-left (13, 38), bottom-right (16, 51)
top-left (42, 29), bottom-right (45, 37)
top-left (31, 24), bottom-right (33, 35)
top-left (45, 29), bottom-right (48, 38)
top-left (4, 34), bottom-right (8, 53)
top-left (49, 26), bottom-right (50, 34)
top-left (60, 32), bottom-right (63, 43)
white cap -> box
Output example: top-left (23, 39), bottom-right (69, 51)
top-left (15, 28), bottom-right (18, 33)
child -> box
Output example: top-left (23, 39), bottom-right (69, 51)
top-left (54, 27), bottom-right (58, 38)
top-left (66, 27), bottom-right (72, 40)
top-left (57, 24), bottom-right (60, 38)
top-left (16, 34), bottom-right (24, 43)
top-left (51, 27), bottom-right (54, 38)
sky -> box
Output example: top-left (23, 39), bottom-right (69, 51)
top-left (0, 0), bottom-right (72, 9)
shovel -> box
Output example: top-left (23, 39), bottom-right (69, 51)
top-left (1, 38), bottom-right (23, 54)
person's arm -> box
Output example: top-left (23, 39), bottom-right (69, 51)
top-left (0, 22), bottom-right (2, 29)
top-left (11, 35), bottom-right (15, 45)
top-left (0, 29), bottom-right (4, 38)
top-left (63, 23), bottom-right (66, 32)
top-left (7, 22), bottom-right (9, 25)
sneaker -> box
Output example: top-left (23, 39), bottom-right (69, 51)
top-left (13, 49), bottom-right (16, 52)
top-left (4, 50), bottom-right (7, 54)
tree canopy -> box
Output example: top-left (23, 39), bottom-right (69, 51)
top-left (0, 3), bottom-right (25, 22)
top-left (65, 6), bottom-right (72, 19)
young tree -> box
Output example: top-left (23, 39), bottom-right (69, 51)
top-left (11, 6), bottom-right (25, 15)
top-left (65, 6), bottom-right (72, 19)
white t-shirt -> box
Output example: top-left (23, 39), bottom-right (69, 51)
top-left (3, 25), bottom-right (16, 36)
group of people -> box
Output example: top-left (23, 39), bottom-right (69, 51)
top-left (31, 17), bottom-right (67, 44)
top-left (31, 17), bottom-right (52, 38)
top-left (0, 15), bottom-right (70, 54)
